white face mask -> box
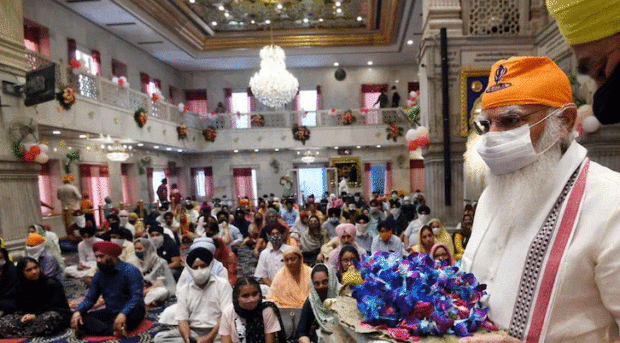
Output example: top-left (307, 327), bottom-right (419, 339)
top-left (75, 215), bottom-right (86, 228)
top-left (348, 204), bottom-right (356, 211)
top-left (418, 214), bottom-right (429, 225)
top-left (187, 261), bottom-right (212, 285)
top-left (111, 238), bottom-right (125, 247)
top-left (26, 245), bottom-right (45, 260)
top-left (329, 217), bottom-right (339, 224)
top-left (0, 259), bottom-right (6, 267)
top-left (390, 208), bottom-right (400, 217)
top-left (476, 109), bottom-right (558, 175)
top-left (150, 236), bottom-right (164, 249)
top-left (119, 217), bottom-right (129, 227)
top-left (432, 227), bottom-right (441, 236)
top-left (356, 223), bottom-right (369, 236)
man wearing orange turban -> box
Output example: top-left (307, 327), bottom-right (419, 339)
top-left (461, 56), bottom-right (620, 342)
top-left (546, 0), bottom-right (620, 124)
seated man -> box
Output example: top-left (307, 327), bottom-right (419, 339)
top-left (65, 225), bottom-right (102, 282)
top-left (154, 247), bottom-right (232, 343)
top-left (216, 210), bottom-right (243, 250)
top-left (118, 210), bottom-right (135, 238)
top-left (71, 241), bottom-right (145, 337)
top-left (370, 219), bottom-right (405, 257)
top-left (254, 224), bottom-right (290, 294)
top-left (148, 224), bottom-right (183, 280)
top-left (161, 212), bottom-right (180, 245)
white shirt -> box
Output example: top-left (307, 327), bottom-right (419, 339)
top-left (161, 225), bottom-right (177, 241)
top-left (403, 219), bottom-right (424, 246)
top-left (254, 244), bottom-right (291, 281)
top-left (77, 237), bottom-right (102, 268)
top-left (175, 275), bottom-right (232, 329)
top-left (463, 142), bottom-right (620, 342)
top-left (217, 223), bottom-right (243, 247)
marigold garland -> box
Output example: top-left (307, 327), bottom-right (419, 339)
top-left (342, 109), bottom-right (356, 125)
top-left (177, 124), bottom-right (188, 140)
top-left (203, 127), bottom-right (217, 142)
top-left (292, 125), bottom-right (311, 145)
top-left (134, 108), bottom-right (148, 128)
top-left (56, 86), bottom-right (76, 111)
top-left (386, 124), bottom-right (404, 142)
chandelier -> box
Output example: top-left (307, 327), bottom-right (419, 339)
top-left (250, 45), bottom-right (299, 109)
top-left (106, 141), bottom-right (129, 162)
top-left (301, 150), bottom-right (316, 164)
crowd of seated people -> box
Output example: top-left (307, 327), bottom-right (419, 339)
top-left (0, 187), bottom-right (475, 342)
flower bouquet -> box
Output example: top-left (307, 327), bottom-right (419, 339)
top-left (292, 125), bottom-right (311, 145)
top-left (251, 114), bottom-right (265, 127)
top-left (134, 108), bottom-right (148, 128)
top-left (386, 124), bottom-right (404, 142)
top-left (56, 86), bottom-right (76, 111)
top-left (177, 124), bottom-right (188, 140)
top-left (203, 127), bottom-right (217, 142)
top-left (342, 109), bottom-right (356, 125)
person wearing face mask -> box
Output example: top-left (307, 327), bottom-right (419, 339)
top-left (129, 212), bottom-right (146, 238)
top-left (461, 56), bottom-right (620, 343)
top-left (426, 218), bottom-right (454, 255)
top-left (72, 241), bottom-right (145, 338)
top-left (342, 201), bottom-right (360, 224)
top-left (133, 238), bottom-right (175, 306)
top-left (385, 200), bottom-right (408, 237)
top-left (255, 225), bottom-right (291, 290)
top-left (66, 210), bottom-right (88, 243)
top-left (29, 224), bottom-right (64, 270)
top-left (367, 200), bottom-right (385, 237)
top-left (546, 0), bottom-right (620, 126)
top-left (219, 277), bottom-right (287, 343)
top-left (106, 226), bottom-right (139, 268)
top-left (300, 215), bottom-right (329, 265)
top-left (453, 214), bottom-right (473, 261)
top-left (65, 225), bottom-right (102, 281)
top-left (370, 219), bottom-right (404, 257)
top-left (161, 212), bottom-right (181, 246)
top-left (324, 223), bottom-right (366, 272)
top-left (25, 233), bottom-right (62, 281)
top-left (402, 205), bottom-right (432, 248)
top-left (148, 224), bottom-right (183, 281)
top-left (216, 210), bottom-right (244, 250)
top-left (353, 215), bottom-right (372, 253)
top-left (322, 208), bottom-right (342, 239)
top-left (430, 243), bottom-right (455, 266)
top-left (118, 210), bottom-right (135, 238)
top-left (267, 246), bottom-right (311, 309)
top-left (154, 247), bottom-right (232, 343)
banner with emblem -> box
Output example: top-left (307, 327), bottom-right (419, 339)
top-left (460, 68), bottom-right (490, 137)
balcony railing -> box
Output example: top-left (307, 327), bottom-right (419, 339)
top-left (24, 50), bottom-right (411, 131)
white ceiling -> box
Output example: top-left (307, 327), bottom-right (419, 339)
top-left (52, 0), bottom-right (423, 71)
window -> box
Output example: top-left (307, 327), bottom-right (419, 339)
top-left (185, 90), bottom-right (208, 115)
top-left (298, 90), bottom-right (318, 126)
top-left (298, 167), bottom-right (326, 204)
top-left (24, 20), bottom-right (50, 57)
top-left (75, 50), bottom-right (98, 75)
top-left (371, 165), bottom-right (386, 195)
top-left (192, 167), bottom-right (214, 199)
top-left (147, 81), bottom-right (159, 97)
top-left (233, 168), bottom-right (258, 204)
top-left (38, 162), bottom-right (53, 216)
top-left (231, 92), bottom-right (250, 128)
top-left (195, 169), bottom-right (206, 198)
top-left (151, 170), bottom-right (169, 201)
top-left (111, 59), bottom-right (127, 78)
top-left (80, 164), bottom-right (112, 226)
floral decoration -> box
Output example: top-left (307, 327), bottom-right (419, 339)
top-left (134, 107), bottom-right (148, 128)
top-left (351, 252), bottom-right (497, 340)
top-left (151, 93), bottom-right (163, 102)
top-left (342, 109), bottom-right (356, 125)
top-left (251, 114), bottom-right (265, 127)
top-left (138, 156), bottom-right (152, 175)
top-left (203, 127), bottom-right (217, 142)
top-left (56, 86), bottom-right (76, 111)
top-left (64, 150), bottom-right (81, 174)
top-left (112, 76), bottom-right (129, 88)
top-left (62, 174), bottom-right (75, 183)
top-left (386, 124), bottom-right (404, 142)
top-left (177, 124), bottom-right (188, 140)
top-left (292, 125), bottom-right (311, 145)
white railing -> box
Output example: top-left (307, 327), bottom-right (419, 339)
top-left (24, 50), bottom-right (411, 131)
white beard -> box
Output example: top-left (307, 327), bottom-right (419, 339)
top-left (483, 116), bottom-right (564, 229)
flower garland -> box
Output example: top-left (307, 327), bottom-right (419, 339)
top-left (56, 86), bottom-right (76, 111)
top-left (177, 124), bottom-right (188, 140)
top-left (138, 156), bottom-right (152, 175)
top-left (342, 109), bottom-right (356, 125)
top-left (203, 127), bottom-right (217, 142)
top-left (351, 252), bottom-right (496, 340)
top-left (386, 124), bottom-right (403, 142)
top-left (134, 107), bottom-right (148, 128)
top-left (64, 150), bottom-right (80, 174)
top-left (251, 114), bottom-right (265, 127)
top-left (292, 125), bottom-right (311, 145)
top-left (63, 174), bottom-right (75, 183)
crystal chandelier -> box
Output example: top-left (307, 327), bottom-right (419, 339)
top-left (106, 141), bottom-right (129, 161)
top-left (301, 151), bottom-right (316, 164)
top-left (250, 45), bottom-right (299, 109)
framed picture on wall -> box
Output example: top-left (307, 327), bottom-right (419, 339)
top-left (460, 68), bottom-right (490, 137)
top-left (329, 157), bottom-right (362, 188)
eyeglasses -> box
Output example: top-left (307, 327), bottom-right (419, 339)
top-left (473, 108), bottom-right (550, 135)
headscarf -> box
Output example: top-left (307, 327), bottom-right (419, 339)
top-left (414, 226), bottom-right (434, 254)
top-left (31, 224), bottom-right (65, 269)
top-left (546, 0), bottom-right (620, 45)
top-left (430, 243), bottom-right (456, 266)
top-left (135, 238), bottom-right (176, 296)
top-left (267, 247), bottom-right (312, 308)
top-left (428, 218), bottom-right (455, 255)
top-left (309, 264), bottom-right (341, 333)
top-left (0, 248), bottom-right (17, 314)
top-left (300, 218), bottom-right (327, 253)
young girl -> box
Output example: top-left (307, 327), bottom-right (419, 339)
top-left (219, 277), bottom-right (287, 343)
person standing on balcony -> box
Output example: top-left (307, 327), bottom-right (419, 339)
top-left (374, 88), bottom-right (388, 108)
top-left (391, 86), bottom-right (401, 107)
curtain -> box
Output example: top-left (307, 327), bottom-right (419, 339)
top-left (247, 87), bottom-right (255, 112)
top-left (224, 88), bottom-right (233, 112)
top-left (24, 24), bottom-right (40, 53)
top-left (121, 163), bottom-right (132, 205)
top-left (80, 164), bottom-right (111, 226)
top-left (140, 72), bottom-right (150, 94)
top-left (205, 167), bottom-right (214, 199)
top-left (385, 162), bottom-right (393, 194)
top-left (91, 50), bottom-right (102, 76)
top-left (408, 82), bottom-right (420, 94)
top-left (111, 59), bottom-right (127, 78)
top-left (190, 168), bottom-right (198, 197)
top-left (185, 89), bottom-right (208, 115)
top-left (38, 163), bottom-right (53, 216)
top-left (67, 38), bottom-right (77, 62)
top-left (316, 85), bottom-right (322, 110)
top-left (153, 79), bottom-right (162, 93)
top-left (233, 168), bottom-right (254, 200)
top-left (363, 163), bottom-right (372, 201)
top-left (147, 167), bottom-right (154, 203)
top-left (169, 86), bottom-right (179, 105)
top-left (410, 160), bottom-right (425, 193)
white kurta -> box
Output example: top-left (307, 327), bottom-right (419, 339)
top-left (462, 142), bottom-right (620, 342)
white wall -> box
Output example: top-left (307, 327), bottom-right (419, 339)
top-left (23, 0), bottom-right (184, 96)
top-left (182, 65), bottom-right (418, 110)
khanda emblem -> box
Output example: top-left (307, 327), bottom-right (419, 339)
top-left (486, 64), bottom-right (513, 93)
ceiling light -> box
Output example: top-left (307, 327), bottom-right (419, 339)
top-left (224, 12), bottom-right (230, 18)
top-left (251, 20), bottom-right (255, 24)
top-left (106, 141), bottom-right (129, 162)
top-left (249, 45), bottom-right (299, 108)
top-left (128, 146), bottom-right (132, 150)
top-left (212, 21), bottom-right (217, 26)
top-left (335, 1), bottom-right (341, 6)
top-left (234, 149), bottom-right (239, 153)
top-left (357, 16), bottom-right (363, 21)
top-left (376, 145), bottom-right (381, 148)
top-left (189, 0), bottom-right (195, 3)
top-left (407, 40), bottom-right (414, 45)
top-left (301, 151), bottom-right (316, 164)
top-left (367, 61), bottom-right (373, 65)
top-left (319, 18), bottom-right (324, 22)
top-left (276, 3), bottom-right (283, 9)
top-left (334, 146), bottom-right (339, 149)
top-left (177, 149), bottom-right (183, 152)
top-left (166, 147), bottom-right (172, 151)
top-left (303, 18), bottom-right (309, 23)
top-left (254, 149), bottom-right (259, 152)
top-left (334, 62), bottom-right (339, 67)
top-left (265, 19), bottom-right (271, 24)
top-left (154, 145), bottom-right (160, 149)
top-left (52, 130), bottom-right (61, 135)
top-left (137, 143), bottom-right (144, 147)
top-left (356, 145), bottom-right (361, 149)
top-left (336, 8), bottom-right (342, 13)
top-left (218, 5), bottom-right (225, 11)
top-left (79, 134), bottom-right (87, 139)
top-left (100, 144), bottom-right (105, 149)
top-left (275, 148), bottom-right (280, 151)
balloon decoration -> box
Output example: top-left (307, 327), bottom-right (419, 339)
top-left (401, 91), bottom-right (421, 125)
top-left (576, 104), bottom-right (600, 135)
top-left (112, 76), bottom-right (129, 88)
top-left (12, 141), bottom-right (50, 164)
top-left (406, 126), bottom-right (430, 151)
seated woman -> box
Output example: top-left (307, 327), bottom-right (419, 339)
top-left (25, 233), bottom-right (62, 281)
top-left (0, 248), bottom-right (17, 316)
top-left (409, 225), bottom-right (435, 254)
top-left (64, 225), bottom-right (102, 282)
top-left (430, 243), bottom-right (456, 266)
top-left (325, 223), bottom-right (366, 271)
top-left (267, 247), bottom-right (311, 309)
top-left (453, 213), bottom-right (473, 261)
top-left (296, 264), bottom-right (353, 343)
top-left (28, 224), bottom-right (64, 270)
top-left (243, 212), bottom-right (264, 247)
top-left (134, 238), bottom-right (176, 306)
top-left (428, 218), bottom-right (455, 255)
top-left (219, 277), bottom-right (287, 343)
top-left (204, 221), bottom-right (238, 285)
top-left (337, 246), bottom-right (364, 293)
top-left (0, 258), bottom-right (71, 338)
top-left (300, 215), bottom-right (329, 265)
